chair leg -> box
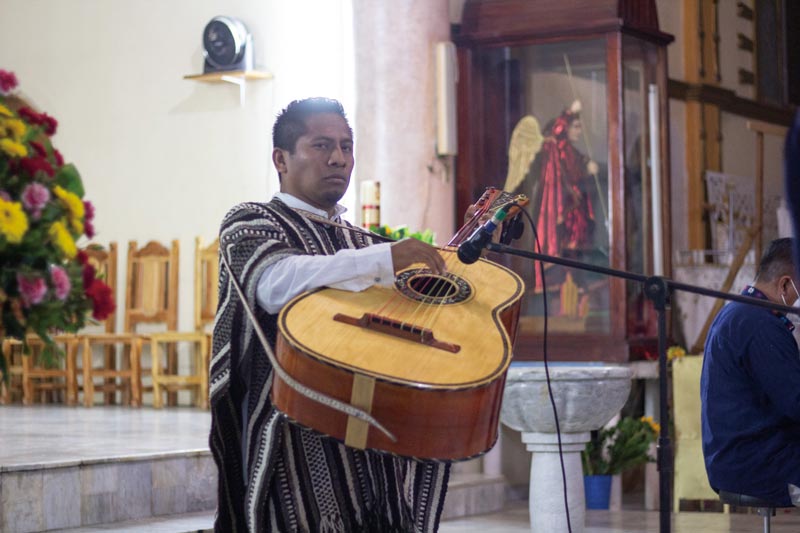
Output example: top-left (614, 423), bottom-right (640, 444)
top-left (198, 337), bottom-right (209, 409)
top-left (22, 352), bottom-right (33, 405)
top-left (82, 339), bottom-right (94, 407)
top-left (151, 339), bottom-right (163, 409)
top-left (66, 342), bottom-right (77, 406)
top-left (129, 340), bottom-right (142, 407)
top-left (756, 507), bottom-right (772, 533)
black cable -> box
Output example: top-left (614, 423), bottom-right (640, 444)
top-left (513, 207), bottom-right (572, 533)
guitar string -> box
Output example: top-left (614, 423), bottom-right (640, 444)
top-left (291, 194), bottom-right (510, 352)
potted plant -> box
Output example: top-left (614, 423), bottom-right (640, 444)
top-left (581, 416), bottom-right (659, 509)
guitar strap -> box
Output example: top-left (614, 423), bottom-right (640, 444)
top-left (289, 207), bottom-right (395, 243)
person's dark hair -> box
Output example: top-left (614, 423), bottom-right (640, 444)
top-left (755, 237), bottom-right (797, 282)
top-left (272, 97), bottom-right (350, 153)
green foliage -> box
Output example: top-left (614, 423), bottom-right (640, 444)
top-left (581, 416), bottom-right (658, 475)
top-left (370, 224), bottom-right (435, 245)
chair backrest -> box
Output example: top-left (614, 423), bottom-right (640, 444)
top-left (124, 240), bottom-right (179, 333)
top-left (84, 242), bottom-right (118, 333)
top-left (672, 354), bottom-right (718, 510)
top-left (194, 236), bottom-right (219, 332)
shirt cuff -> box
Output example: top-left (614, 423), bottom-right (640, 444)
top-left (351, 242), bottom-right (394, 288)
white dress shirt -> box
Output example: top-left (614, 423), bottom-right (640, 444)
top-left (256, 193), bottom-right (394, 314)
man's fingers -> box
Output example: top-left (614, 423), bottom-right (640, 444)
top-left (390, 239), bottom-right (446, 274)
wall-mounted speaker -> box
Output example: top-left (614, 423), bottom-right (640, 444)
top-left (435, 41), bottom-right (458, 156)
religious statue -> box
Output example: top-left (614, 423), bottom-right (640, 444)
top-left (504, 100), bottom-right (604, 318)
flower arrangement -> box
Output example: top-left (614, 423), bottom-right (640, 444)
top-left (370, 224), bottom-right (435, 245)
top-left (582, 416), bottom-right (659, 475)
top-left (0, 69), bottom-right (114, 366)
top-left (667, 345), bottom-right (686, 361)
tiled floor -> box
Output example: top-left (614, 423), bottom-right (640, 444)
top-left (47, 502), bottom-right (800, 532)
top-left (5, 406), bottom-right (800, 532)
top-left (0, 405), bottom-right (211, 469)
top-left (441, 502), bottom-right (800, 532)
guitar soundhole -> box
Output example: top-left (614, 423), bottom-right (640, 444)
top-left (395, 270), bottom-right (472, 305)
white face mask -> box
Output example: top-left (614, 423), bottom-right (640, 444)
top-left (782, 278), bottom-right (800, 307)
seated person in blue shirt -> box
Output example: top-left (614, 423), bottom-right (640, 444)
top-left (701, 237), bottom-right (800, 506)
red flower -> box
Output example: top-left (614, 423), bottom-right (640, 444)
top-left (18, 107), bottom-right (42, 124)
top-left (53, 149), bottom-right (64, 166)
top-left (81, 263), bottom-right (96, 289)
top-left (41, 113), bottom-right (57, 136)
top-left (17, 108), bottom-right (57, 135)
top-left (20, 156), bottom-right (54, 178)
top-left (29, 141), bottom-right (47, 157)
top-left (77, 250), bottom-right (89, 266)
top-left (84, 219), bottom-right (95, 239)
top-left (0, 70), bottom-right (18, 93)
top-left (85, 279), bottom-right (114, 320)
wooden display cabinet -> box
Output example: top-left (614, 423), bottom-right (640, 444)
top-left (453, 0), bottom-right (673, 362)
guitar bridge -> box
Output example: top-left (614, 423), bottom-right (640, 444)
top-left (333, 313), bottom-right (461, 353)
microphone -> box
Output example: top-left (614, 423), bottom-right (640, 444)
top-left (457, 206), bottom-right (510, 264)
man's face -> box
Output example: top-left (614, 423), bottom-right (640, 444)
top-left (273, 112), bottom-right (354, 213)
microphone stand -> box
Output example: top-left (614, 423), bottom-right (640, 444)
top-left (485, 242), bottom-right (799, 533)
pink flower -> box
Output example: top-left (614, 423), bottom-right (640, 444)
top-left (21, 182), bottom-right (51, 219)
top-left (0, 70), bottom-right (18, 93)
top-left (50, 265), bottom-right (71, 300)
top-left (16, 273), bottom-right (47, 307)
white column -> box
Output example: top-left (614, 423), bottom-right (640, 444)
top-left (352, 0), bottom-right (455, 242)
top-left (522, 432), bottom-right (589, 533)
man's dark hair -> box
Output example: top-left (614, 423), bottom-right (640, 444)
top-left (755, 237), bottom-right (797, 281)
top-left (272, 97), bottom-right (350, 153)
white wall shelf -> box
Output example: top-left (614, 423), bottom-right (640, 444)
top-left (184, 70), bottom-right (272, 105)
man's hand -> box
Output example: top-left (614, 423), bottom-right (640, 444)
top-left (390, 238), bottom-right (446, 275)
top-left (586, 160), bottom-right (599, 176)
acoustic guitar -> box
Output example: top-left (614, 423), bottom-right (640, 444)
top-left (273, 188), bottom-right (527, 460)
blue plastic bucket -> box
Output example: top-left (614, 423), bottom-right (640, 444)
top-left (584, 474), bottom-right (613, 510)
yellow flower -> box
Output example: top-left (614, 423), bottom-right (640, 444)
top-left (640, 416), bottom-right (661, 434)
top-left (70, 217), bottom-right (84, 235)
top-left (0, 198), bottom-right (29, 243)
top-left (53, 185), bottom-right (85, 220)
top-left (0, 138), bottom-right (28, 157)
top-left (4, 118), bottom-right (27, 140)
top-left (667, 345), bottom-right (686, 361)
top-left (49, 220), bottom-right (77, 258)
top-left (0, 103), bottom-right (12, 117)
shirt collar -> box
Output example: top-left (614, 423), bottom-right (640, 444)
top-left (743, 285), bottom-right (796, 331)
top-left (273, 192), bottom-right (347, 220)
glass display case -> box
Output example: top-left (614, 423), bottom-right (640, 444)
top-left (453, 0), bottom-right (673, 361)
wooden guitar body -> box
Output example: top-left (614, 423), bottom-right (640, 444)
top-left (274, 248), bottom-right (524, 460)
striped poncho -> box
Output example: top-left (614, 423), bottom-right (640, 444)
top-left (209, 198), bottom-right (450, 532)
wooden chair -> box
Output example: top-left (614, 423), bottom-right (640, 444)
top-left (79, 242), bottom-right (143, 407)
top-left (127, 239), bottom-right (210, 408)
top-left (1, 338), bottom-right (24, 403)
top-left (194, 236), bottom-right (219, 339)
top-left (17, 335), bottom-right (79, 405)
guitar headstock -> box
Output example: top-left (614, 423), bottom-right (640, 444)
top-left (448, 187), bottom-right (529, 247)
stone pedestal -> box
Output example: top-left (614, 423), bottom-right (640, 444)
top-left (501, 364), bottom-right (633, 532)
top-left (523, 431), bottom-right (590, 533)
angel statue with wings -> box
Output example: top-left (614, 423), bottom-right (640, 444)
top-left (503, 100), bottom-right (602, 318)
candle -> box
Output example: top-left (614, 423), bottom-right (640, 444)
top-left (360, 180), bottom-right (380, 229)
